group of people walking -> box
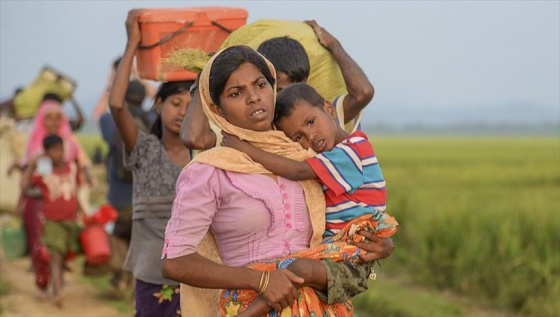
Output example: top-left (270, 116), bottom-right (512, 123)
top-left (5, 8), bottom-right (398, 317)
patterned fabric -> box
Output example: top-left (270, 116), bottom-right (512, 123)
top-left (218, 213), bottom-right (397, 317)
top-left (32, 162), bottom-right (79, 221)
top-left (306, 131), bottom-right (393, 237)
top-left (135, 279), bottom-right (181, 317)
top-left (22, 197), bottom-right (49, 290)
top-left (123, 131), bottom-right (183, 286)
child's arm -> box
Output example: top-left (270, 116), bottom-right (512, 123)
top-left (20, 158), bottom-right (38, 193)
top-left (108, 9), bottom-right (143, 152)
top-left (222, 132), bottom-right (317, 181)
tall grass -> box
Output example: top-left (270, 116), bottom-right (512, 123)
top-left (76, 134), bottom-right (559, 315)
top-left (364, 137), bottom-right (560, 316)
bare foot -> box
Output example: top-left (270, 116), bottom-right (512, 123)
top-left (35, 290), bottom-right (49, 301)
top-left (54, 294), bottom-right (64, 309)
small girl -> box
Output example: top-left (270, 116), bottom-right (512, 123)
top-left (20, 134), bottom-right (84, 308)
top-left (107, 9), bottom-right (195, 317)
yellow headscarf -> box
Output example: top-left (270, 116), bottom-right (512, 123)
top-left (180, 45), bottom-right (326, 316)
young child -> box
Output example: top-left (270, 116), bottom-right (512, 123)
top-left (20, 134), bottom-right (83, 308)
top-left (222, 82), bottom-right (399, 316)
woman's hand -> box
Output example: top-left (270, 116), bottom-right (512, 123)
top-left (350, 231), bottom-right (395, 263)
top-left (260, 269), bottom-right (302, 313)
top-left (125, 9), bottom-right (143, 48)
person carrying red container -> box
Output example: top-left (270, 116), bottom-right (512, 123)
top-left (20, 134), bottom-right (84, 308)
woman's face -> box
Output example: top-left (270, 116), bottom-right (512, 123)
top-left (213, 62), bottom-right (275, 132)
top-left (159, 91), bottom-right (191, 135)
top-left (43, 111), bottom-right (62, 134)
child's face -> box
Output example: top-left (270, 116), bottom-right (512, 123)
top-left (157, 91), bottom-right (191, 136)
top-left (45, 143), bottom-right (64, 165)
top-left (276, 100), bottom-right (341, 153)
top-left (44, 112), bottom-right (62, 134)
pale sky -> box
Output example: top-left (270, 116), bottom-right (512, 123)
top-left (1, 0), bottom-right (559, 126)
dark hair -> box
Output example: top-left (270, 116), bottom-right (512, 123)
top-left (14, 87), bottom-right (24, 95)
top-left (275, 83), bottom-right (325, 124)
top-left (42, 134), bottom-right (63, 151)
top-left (150, 80), bottom-right (194, 139)
top-left (126, 79), bottom-right (146, 107)
top-left (42, 92), bottom-right (62, 103)
top-left (257, 37), bottom-right (310, 84)
top-left (209, 45), bottom-right (275, 106)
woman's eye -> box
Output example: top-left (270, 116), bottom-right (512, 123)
top-left (230, 90), bottom-right (241, 97)
top-left (257, 82), bottom-right (267, 89)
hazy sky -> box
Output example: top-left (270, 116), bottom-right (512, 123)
top-left (1, 0), bottom-right (559, 125)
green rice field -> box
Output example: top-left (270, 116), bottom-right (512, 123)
top-left (353, 136), bottom-right (560, 316)
top-left (77, 134), bottom-right (560, 316)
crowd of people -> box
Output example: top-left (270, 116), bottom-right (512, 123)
top-left (0, 9), bottom-right (398, 317)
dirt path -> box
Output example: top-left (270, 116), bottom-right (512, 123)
top-left (0, 257), bottom-right (130, 317)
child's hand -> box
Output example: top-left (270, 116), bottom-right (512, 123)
top-left (350, 232), bottom-right (394, 263)
top-left (303, 20), bottom-right (338, 49)
top-left (221, 132), bottom-right (249, 151)
top-left (125, 9), bottom-right (144, 48)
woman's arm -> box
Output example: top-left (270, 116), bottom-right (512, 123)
top-left (108, 9), bottom-right (143, 152)
top-left (222, 132), bottom-right (316, 181)
top-left (163, 253), bottom-right (302, 312)
top-left (305, 20), bottom-right (374, 124)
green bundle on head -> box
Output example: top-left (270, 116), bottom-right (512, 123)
top-left (163, 48), bottom-right (210, 73)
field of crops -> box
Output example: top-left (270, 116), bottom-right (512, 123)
top-left (352, 136), bottom-right (559, 316)
top-left (77, 134), bottom-right (560, 316)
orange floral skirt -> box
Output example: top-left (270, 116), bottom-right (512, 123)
top-left (219, 213), bottom-right (399, 317)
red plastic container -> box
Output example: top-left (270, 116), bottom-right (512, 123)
top-left (136, 7), bottom-right (248, 82)
top-left (84, 204), bottom-right (117, 226)
top-left (79, 225), bottom-right (110, 265)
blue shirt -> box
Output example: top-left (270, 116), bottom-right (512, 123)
top-left (99, 112), bottom-right (133, 208)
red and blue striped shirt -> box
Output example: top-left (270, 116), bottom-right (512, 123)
top-left (306, 131), bottom-right (386, 237)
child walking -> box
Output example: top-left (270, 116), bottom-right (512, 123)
top-left (20, 134), bottom-right (83, 308)
top-left (222, 82), bottom-right (399, 316)
top-left (107, 9), bottom-right (195, 317)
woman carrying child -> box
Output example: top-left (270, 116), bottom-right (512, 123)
top-left (20, 134), bottom-right (84, 308)
top-left (162, 44), bottom-right (394, 316)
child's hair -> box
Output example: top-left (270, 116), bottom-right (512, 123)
top-left (126, 79), bottom-right (146, 107)
top-left (274, 83), bottom-right (325, 125)
top-left (42, 134), bottom-right (63, 151)
top-left (42, 92), bottom-right (62, 103)
top-left (257, 37), bottom-right (310, 84)
top-left (209, 45), bottom-right (275, 106)
top-left (150, 81), bottom-right (194, 139)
